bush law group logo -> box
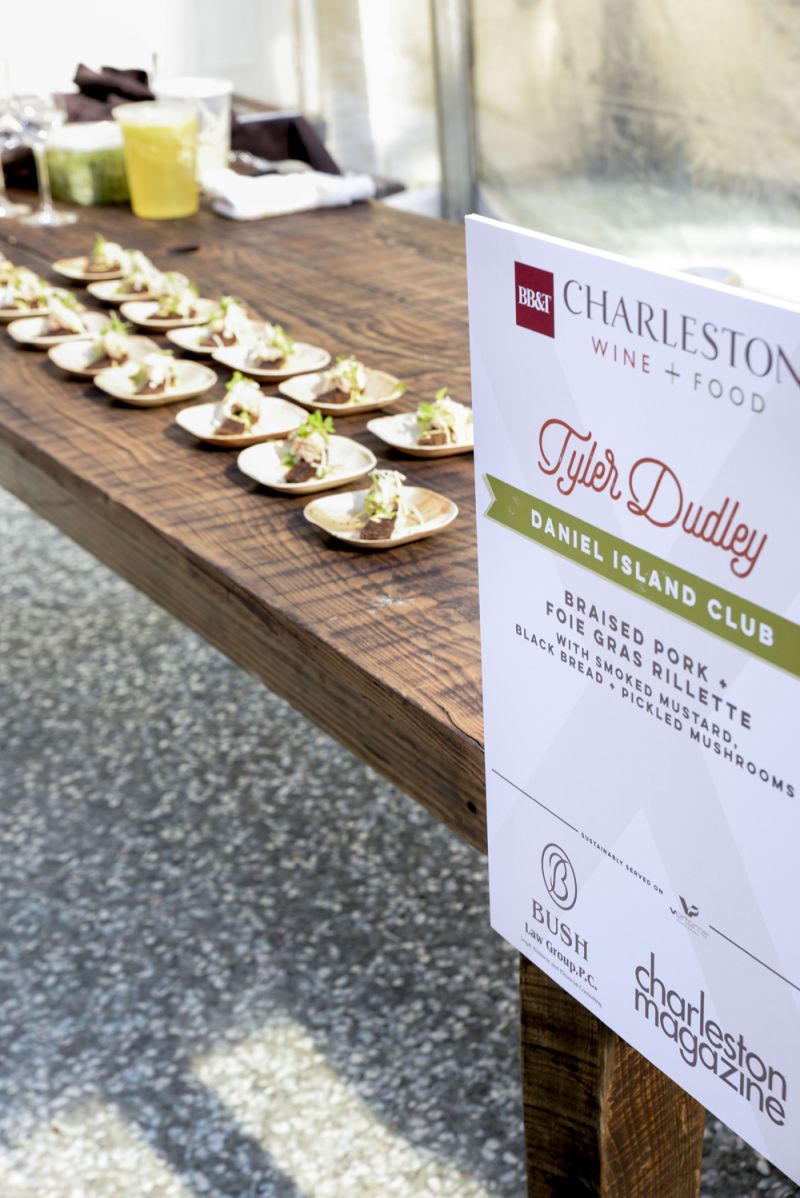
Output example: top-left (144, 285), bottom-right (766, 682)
top-left (515, 262), bottom-right (555, 337)
top-left (541, 843), bottom-right (577, 911)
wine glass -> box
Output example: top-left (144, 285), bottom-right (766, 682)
top-left (0, 118), bottom-right (31, 219)
top-left (13, 93), bottom-right (77, 227)
top-left (0, 61), bottom-right (30, 218)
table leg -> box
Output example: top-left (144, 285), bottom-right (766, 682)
top-left (519, 956), bottom-right (705, 1197)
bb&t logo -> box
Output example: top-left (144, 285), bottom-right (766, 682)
top-left (515, 262), bottom-right (555, 338)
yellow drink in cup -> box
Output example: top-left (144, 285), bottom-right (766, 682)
top-left (114, 102), bottom-right (198, 220)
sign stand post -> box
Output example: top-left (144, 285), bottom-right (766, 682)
top-left (520, 958), bottom-right (705, 1196)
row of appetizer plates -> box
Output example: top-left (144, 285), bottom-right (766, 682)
top-left (4, 298), bottom-right (332, 383)
top-left (51, 287), bottom-right (317, 381)
top-left (234, 439), bottom-right (457, 549)
top-left (6, 318), bottom-right (473, 459)
top-left (6, 261), bottom-right (462, 548)
top-left (43, 273), bottom-right (340, 387)
top-left (8, 302), bottom-right (383, 394)
top-left (173, 400), bottom-right (464, 462)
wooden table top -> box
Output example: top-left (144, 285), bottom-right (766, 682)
top-left (0, 200), bottom-right (486, 850)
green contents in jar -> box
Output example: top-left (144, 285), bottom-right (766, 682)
top-left (46, 122), bottom-right (130, 207)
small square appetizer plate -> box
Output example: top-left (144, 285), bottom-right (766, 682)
top-left (0, 267), bottom-right (55, 321)
top-left (7, 310), bottom-right (108, 348)
top-left (87, 280), bottom-right (161, 305)
top-left (94, 360), bottom-right (217, 407)
top-left (48, 335), bottom-right (160, 378)
top-left (304, 486), bottom-right (458, 549)
top-left (212, 341), bottom-right (331, 381)
top-left (52, 257), bottom-right (125, 283)
top-left (279, 367), bottom-right (404, 415)
top-left (0, 301), bottom-right (50, 324)
top-left (366, 411), bottom-right (474, 457)
top-left (166, 320), bottom-right (264, 356)
top-left (237, 435), bottom-right (377, 495)
top-left (175, 396), bottom-right (306, 448)
top-left (52, 236), bottom-right (128, 283)
top-left (119, 298), bottom-right (217, 330)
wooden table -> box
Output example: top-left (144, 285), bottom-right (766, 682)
top-left (0, 198), bottom-right (705, 1197)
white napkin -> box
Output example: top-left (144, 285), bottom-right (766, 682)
top-left (202, 167), bottom-right (376, 221)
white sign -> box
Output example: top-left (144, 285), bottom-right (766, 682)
top-left (466, 214), bottom-right (800, 1182)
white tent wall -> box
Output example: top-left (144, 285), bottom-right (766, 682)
top-left (6, 0), bottom-right (800, 275)
top-left (471, 0), bottom-right (800, 296)
top-left (3, 0), bottom-right (440, 198)
top-left (3, 0), bottom-right (299, 107)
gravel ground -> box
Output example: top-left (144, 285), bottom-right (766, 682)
top-left (0, 485), bottom-right (797, 1198)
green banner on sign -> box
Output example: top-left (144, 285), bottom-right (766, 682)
top-left (484, 474), bottom-right (800, 678)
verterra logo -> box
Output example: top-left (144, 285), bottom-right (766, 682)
top-left (515, 262), bottom-right (555, 338)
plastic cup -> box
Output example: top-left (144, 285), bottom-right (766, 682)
top-left (154, 76), bottom-right (233, 179)
top-left (114, 101), bottom-right (198, 220)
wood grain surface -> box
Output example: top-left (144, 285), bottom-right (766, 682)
top-left (0, 200), bottom-right (484, 848)
top-left (520, 957), bottom-right (705, 1197)
top-left (0, 196), bottom-right (705, 1198)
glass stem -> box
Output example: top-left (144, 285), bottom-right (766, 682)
top-left (32, 143), bottom-right (53, 215)
top-left (0, 151), bottom-right (13, 216)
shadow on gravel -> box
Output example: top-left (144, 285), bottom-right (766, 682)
top-left (0, 491), bottom-right (523, 1197)
top-left (1, 491), bottom-right (797, 1198)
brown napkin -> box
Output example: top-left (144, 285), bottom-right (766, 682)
top-left (67, 64), bottom-right (154, 122)
top-left (3, 65), bottom-right (343, 189)
top-left (232, 113), bottom-right (341, 176)
top-left (3, 64), bottom-right (155, 186)
top-left (68, 67), bottom-right (341, 173)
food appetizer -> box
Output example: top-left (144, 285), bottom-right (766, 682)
top-left (115, 250), bottom-right (165, 297)
top-left (154, 272), bottom-right (199, 319)
top-left (315, 356), bottom-right (407, 408)
top-left (48, 317), bottom-right (158, 379)
top-left (46, 293), bottom-right (92, 337)
top-left (237, 420), bottom-right (375, 492)
top-left (199, 296), bottom-right (251, 348)
top-left (95, 352), bottom-right (215, 404)
top-left (359, 469), bottom-right (413, 541)
top-left (211, 372), bottom-right (264, 436)
top-left (281, 410), bottom-right (334, 483)
top-left (213, 329), bottom-right (330, 382)
top-left (416, 388), bottom-right (473, 446)
top-left (53, 235), bottom-right (131, 283)
top-left (126, 349), bottom-right (179, 397)
top-left (247, 322), bottom-right (294, 369)
top-left (87, 314), bottom-right (133, 368)
top-left (279, 362), bottom-right (401, 413)
top-left (366, 385), bottom-right (473, 458)
top-left (85, 234), bottom-right (128, 275)
top-left (317, 356), bottom-right (367, 405)
top-left (0, 267), bottom-right (50, 312)
top-left (304, 471), bottom-right (457, 548)
top-left (0, 252), bottom-right (14, 285)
